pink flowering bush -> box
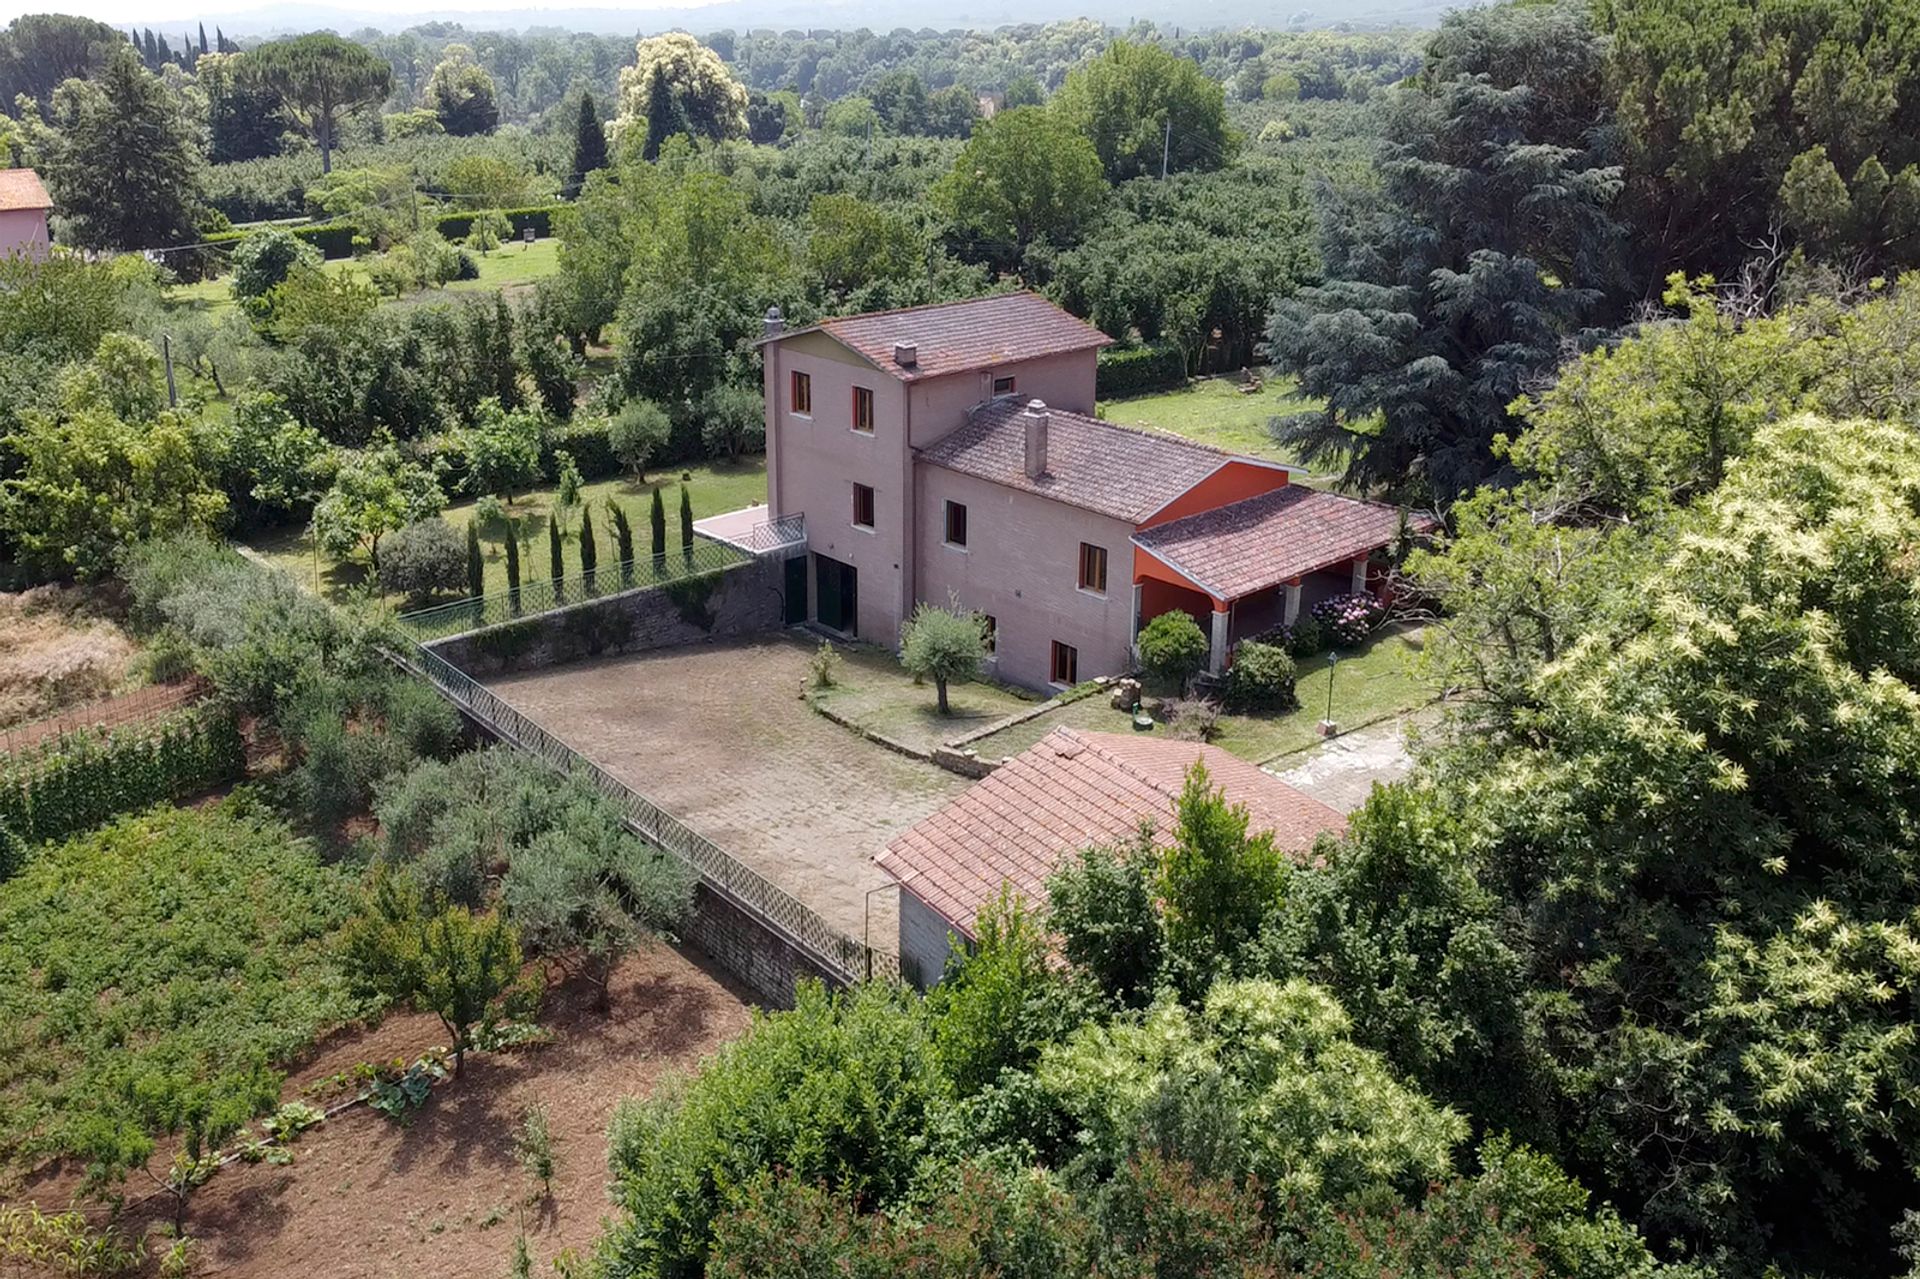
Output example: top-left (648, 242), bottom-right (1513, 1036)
top-left (1312, 592), bottom-right (1383, 647)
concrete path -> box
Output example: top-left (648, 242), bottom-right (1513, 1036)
top-left (1264, 710), bottom-right (1437, 813)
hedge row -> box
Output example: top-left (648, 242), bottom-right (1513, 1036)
top-left (0, 708), bottom-right (247, 878)
top-left (433, 204), bottom-right (566, 242)
top-left (409, 417), bottom-right (619, 499)
top-left (207, 221), bottom-right (359, 260)
top-left (1097, 342), bottom-right (1189, 398)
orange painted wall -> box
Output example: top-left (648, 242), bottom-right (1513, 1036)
top-left (1133, 547), bottom-right (1224, 610)
top-left (1136, 460), bottom-right (1289, 530)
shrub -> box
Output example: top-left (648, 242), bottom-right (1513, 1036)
top-left (380, 519), bottom-right (467, 602)
top-left (1312, 592), bottom-right (1383, 647)
top-left (1166, 695), bottom-right (1225, 741)
top-left (1137, 611), bottom-right (1209, 686)
top-left (1222, 641), bottom-right (1297, 712)
top-left (610, 400), bottom-right (672, 481)
top-left (1047, 838), bottom-right (1164, 1008)
top-left (1275, 614), bottom-right (1326, 658)
top-left (808, 640), bottom-right (841, 689)
top-left (467, 208), bottom-right (512, 252)
top-left (1096, 342), bottom-right (1186, 398)
top-left (545, 416), bottom-right (619, 480)
top-left (230, 228), bottom-right (322, 306)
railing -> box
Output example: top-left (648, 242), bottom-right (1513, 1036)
top-left (399, 643), bottom-right (899, 988)
top-left (396, 539), bottom-right (749, 644)
top-left (742, 512), bottom-right (806, 554)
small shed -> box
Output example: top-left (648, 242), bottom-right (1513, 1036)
top-left (0, 169), bottom-right (52, 262)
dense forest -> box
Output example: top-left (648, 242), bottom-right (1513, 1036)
top-left (5, 3), bottom-right (1920, 1277)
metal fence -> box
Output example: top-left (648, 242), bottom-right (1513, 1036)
top-left (0, 679), bottom-right (208, 757)
top-left (398, 642), bottom-right (900, 988)
top-left (395, 539), bottom-right (749, 644)
top-left (741, 512), bottom-right (806, 554)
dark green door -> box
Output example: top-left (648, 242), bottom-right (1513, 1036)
top-left (783, 555), bottom-right (806, 625)
top-left (814, 554), bottom-right (857, 635)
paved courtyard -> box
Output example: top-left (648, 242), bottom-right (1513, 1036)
top-left (486, 635), bottom-right (970, 952)
top-left (1266, 709), bottom-right (1436, 812)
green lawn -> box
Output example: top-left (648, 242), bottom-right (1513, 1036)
top-left (1100, 372), bottom-right (1330, 472)
top-left (248, 455), bottom-right (768, 603)
top-left (809, 643), bottom-right (1039, 755)
top-left (963, 623), bottom-right (1432, 765)
top-left (168, 237), bottom-right (563, 320)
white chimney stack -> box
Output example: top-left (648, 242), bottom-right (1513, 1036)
top-left (893, 340), bottom-right (918, 367)
top-left (763, 305), bottom-right (784, 338)
top-left (1022, 399), bottom-right (1050, 479)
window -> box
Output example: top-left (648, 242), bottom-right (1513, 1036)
top-left (852, 483), bottom-right (875, 529)
top-left (790, 370), bottom-right (812, 415)
top-left (982, 614), bottom-right (997, 654)
top-left (993, 375), bottom-right (1017, 395)
top-left (1051, 641), bottom-right (1078, 686)
top-left (944, 500), bottom-right (968, 547)
top-left (1078, 542), bottom-right (1108, 594)
top-left (852, 386), bottom-right (875, 433)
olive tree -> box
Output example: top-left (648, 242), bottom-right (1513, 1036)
top-left (899, 600), bottom-right (987, 715)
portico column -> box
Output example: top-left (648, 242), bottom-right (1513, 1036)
top-left (1283, 580), bottom-right (1303, 627)
top-left (1130, 582), bottom-right (1144, 657)
top-left (1209, 606), bottom-right (1230, 674)
top-left (1350, 556), bottom-right (1369, 596)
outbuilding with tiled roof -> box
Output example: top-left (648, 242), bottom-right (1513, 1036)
top-left (877, 725), bottom-right (1345, 984)
top-left (0, 168), bottom-right (52, 262)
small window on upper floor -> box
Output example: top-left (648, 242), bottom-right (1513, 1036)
top-left (944, 500), bottom-right (968, 548)
top-left (790, 370), bottom-right (812, 415)
top-left (853, 482), bottom-right (876, 529)
top-left (993, 375), bottom-right (1017, 396)
top-left (1078, 542), bottom-right (1108, 595)
top-left (852, 386), bottom-right (875, 433)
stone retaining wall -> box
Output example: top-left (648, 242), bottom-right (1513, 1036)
top-left (427, 556), bottom-right (786, 676)
top-left (682, 884), bottom-right (847, 1007)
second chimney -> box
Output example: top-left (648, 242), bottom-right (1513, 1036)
top-left (893, 341), bottom-right (918, 367)
top-left (763, 305), bottom-right (785, 339)
top-left (1022, 399), bottom-right (1050, 479)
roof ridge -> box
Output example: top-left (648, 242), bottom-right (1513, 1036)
top-left (1067, 726), bottom-right (1212, 808)
top-left (972, 397), bottom-right (1236, 461)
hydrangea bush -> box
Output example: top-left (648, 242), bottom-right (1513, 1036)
top-left (1312, 593), bottom-right (1383, 647)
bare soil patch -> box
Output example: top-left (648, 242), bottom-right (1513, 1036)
top-left (486, 636), bottom-right (972, 949)
top-left (0, 585), bottom-right (142, 731)
top-left (17, 944), bottom-right (752, 1279)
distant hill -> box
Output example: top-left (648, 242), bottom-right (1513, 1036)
top-left (133, 0), bottom-right (1454, 38)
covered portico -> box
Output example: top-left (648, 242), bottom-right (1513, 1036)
top-left (1128, 486), bottom-right (1415, 673)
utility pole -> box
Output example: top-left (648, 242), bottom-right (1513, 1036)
top-left (161, 334), bottom-right (177, 407)
top-left (1161, 118), bottom-right (1171, 179)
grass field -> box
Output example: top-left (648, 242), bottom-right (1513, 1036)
top-left (808, 642), bottom-right (1039, 755)
top-left (248, 454), bottom-right (768, 603)
top-left (168, 237), bottom-right (563, 319)
top-left (964, 623), bottom-right (1432, 765)
top-left (1100, 372), bottom-right (1331, 472)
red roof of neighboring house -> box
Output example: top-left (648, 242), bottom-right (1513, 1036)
top-left (0, 169), bottom-right (51, 212)
top-left (876, 726), bottom-right (1345, 939)
top-left (1133, 486), bottom-right (1432, 599)
top-left (787, 291), bottom-right (1112, 382)
top-left (919, 397), bottom-right (1251, 522)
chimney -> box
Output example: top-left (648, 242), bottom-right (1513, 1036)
top-left (763, 305), bottom-right (784, 339)
top-left (1022, 399), bottom-right (1050, 479)
top-left (893, 340), bottom-right (918, 368)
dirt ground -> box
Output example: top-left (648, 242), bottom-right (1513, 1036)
top-left (0, 585), bottom-right (142, 731)
top-left (487, 636), bottom-right (972, 950)
top-left (17, 944), bottom-right (752, 1279)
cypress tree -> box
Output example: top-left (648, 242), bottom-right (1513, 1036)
top-left (466, 521), bottom-right (484, 600)
top-left (679, 485), bottom-right (694, 562)
top-left (197, 22), bottom-right (208, 56)
top-left (566, 91), bottom-right (608, 199)
top-left (505, 522), bottom-right (522, 613)
top-left (548, 517), bottom-right (564, 586)
top-left (650, 489), bottom-right (667, 569)
top-left (611, 501), bottom-right (634, 585)
top-left (579, 504), bottom-right (598, 589)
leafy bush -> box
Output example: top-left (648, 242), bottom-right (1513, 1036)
top-left (544, 416), bottom-right (619, 480)
top-left (1136, 610), bottom-right (1209, 686)
top-left (1222, 641), bottom-right (1297, 711)
top-left (1165, 695), bottom-right (1225, 740)
top-left (602, 982), bottom-right (950, 1278)
top-left (1312, 592), bottom-right (1383, 647)
top-left (609, 400), bottom-right (672, 480)
top-left (1048, 839), bottom-right (1164, 1008)
top-left (230, 228), bottom-right (322, 306)
top-left (1274, 614), bottom-right (1326, 658)
top-left (380, 519), bottom-right (467, 602)
top-left (433, 203), bottom-right (564, 242)
top-left (0, 801), bottom-right (367, 1178)
top-left (808, 640), bottom-right (841, 689)
top-left (1096, 342), bottom-right (1187, 398)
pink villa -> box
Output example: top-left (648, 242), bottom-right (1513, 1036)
top-left (751, 292), bottom-right (1414, 692)
top-left (0, 169), bottom-right (52, 261)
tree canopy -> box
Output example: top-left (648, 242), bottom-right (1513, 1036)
top-left (244, 33), bottom-right (393, 173)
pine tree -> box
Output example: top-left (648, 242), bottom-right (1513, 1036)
top-left (679, 485), bottom-right (694, 562)
top-left (649, 489), bottom-right (666, 568)
top-left (565, 91), bottom-right (608, 199)
top-left (548, 517), bottom-right (564, 585)
top-left (466, 521), bottom-right (484, 600)
top-left (579, 504), bottom-right (598, 588)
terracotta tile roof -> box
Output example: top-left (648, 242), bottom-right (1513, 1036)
top-left (1134, 486), bottom-right (1431, 599)
top-left (876, 726), bottom-right (1344, 939)
top-left (0, 169), bottom-right (51, 212)
top-left (919, 398), bottom-right (1235, 522)
top-left (805, 292), bottom-right (1112, 381)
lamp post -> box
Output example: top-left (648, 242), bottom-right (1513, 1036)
top-left (1318, 650), bottom-right (1339, 738)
